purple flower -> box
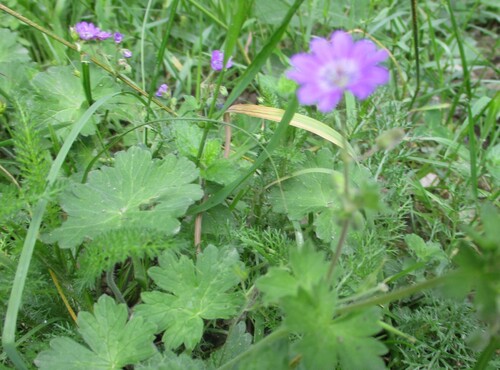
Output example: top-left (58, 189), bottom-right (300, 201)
top-left (155, 84), bottom-right (168, 97)
top-left (211, 50), bottom-right (233, 71)
top-left (287, 30), bottom-right (389, 112)
top-left (95, 30), bottom-right (112, 40)
top-left (114, 32), bottom-right (123, 44)
top-left (122, 49), bottom-right (132, 58)
top-left (75, 22), bottom-right (100, 40)
top-left (74, 21), bottom-right (113, 41)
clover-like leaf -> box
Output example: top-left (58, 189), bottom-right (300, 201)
top-left (135, 245), bottom-right (245, 350)
top-left (35, 295), bottom-right (157, 370)
top-left (49, 146), bottom-right (203, 248)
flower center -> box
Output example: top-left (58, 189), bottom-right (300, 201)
top-left (320, 60), bottom-right (358, 90)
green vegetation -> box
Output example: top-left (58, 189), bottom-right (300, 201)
top-left (0, 0), bottom-right (498, 369)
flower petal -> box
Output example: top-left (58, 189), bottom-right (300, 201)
top-left (296, 84), bottom-right (324, 105)
top-left (310, 37), bottom-right (335, 62)
top-left (330, 31), bottom-right (354, 58)
top-left (317, 90), bottom-right (343, 112)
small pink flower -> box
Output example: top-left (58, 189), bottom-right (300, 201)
top-left (95, 30), bottom-right (112, 40)
top-left (211, 50), bottom-right (233, 71)
top-left (75, 22), bottom-right (99, 40)
top-left (114, 32), bottom-right (123, 44)
top-left (74, 21), bottom-right (113, 41)
top-left (155, 84), bottom-right (168, 97)
top-left (122, 49), bottom-right (132, 58)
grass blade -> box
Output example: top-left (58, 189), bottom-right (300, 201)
top-left (445, 0), bottom-right (477, 199)
top-left (216, 0), bottom-right (305, 119)
top-left (227, 104), bottom-right (356, 158)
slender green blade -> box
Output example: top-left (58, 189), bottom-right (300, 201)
top-left (216, 0), bottom-right (305, 119)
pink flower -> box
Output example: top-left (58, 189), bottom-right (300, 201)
top-left (75, 22), bottom-right (100, 40)
top-left (287, 31), bottom-right (389, 112)
top-left (155, 84), bottom-right (168, 97)
top-left (122, 49), bottom-right (132, 58)
top-left (114, 32), bottom-right (123, 44)
top-left (211, 50), bottom-right (233, 71)
top-left (95, 30), bottom-right (112, 40)
top-left (74, 22), bottom-right (113, 41)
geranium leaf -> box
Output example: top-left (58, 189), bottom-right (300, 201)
top-left (210, 322), bottom-right (253, 367)
top-left (49, 146), bottom-right (203, 248)
top-left (270, 149), bottom-right (377, 241)
top-left (283, 287), bottom-right (387, 370)
top-left (31, 66), bottom-right (91, 136)
top-left (0, 28), bottom-right (31, 63)
top-left (35, 295), bottom-right (157, 370)
top-left (137, 351), bottom-right (206, 370)
top-left (256, 245), bottom-right (329, 304)
top-left (135, 245), bottom-right (245, 350)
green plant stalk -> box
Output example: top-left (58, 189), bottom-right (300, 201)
top-left (195, 122), bottom-right (212, 167)
top-left (409, 0), bottom-right (420, 109)
top-left (81, 61), bottom-right (94, 106)
top-left (186, 0), bottom-right (227, 29)
top-left (445, 0), bottom-right (477, 199)
top-left (140, 0), bottom-right (154, 90)
top-left (473, 335), bottom-right (499, 370)
top-left (106, 269), bottom-right (128, 307)
top-left (1, 93), bottom-right (121, 369)
top-left (217, 327), bottom-right (289, 370)
top-left (327, 107), bottom-right (352, 280)
top-left (425, 3), bottom-right (444, 94)
top-left (0, 4), bottom-right (175, 115)
top-left (336, 272), bottom-right (456, 315)
top-left (223, 1), bottom-right (251, 69)
top-left (132, 255), bottom-right (148, 290)
top-left (327, 218), bottom-right (350, 281)
top-left (198, 70), bottom-right (229, 164)
top-left (2, 199), bottom-right (47, 370)
top-left (378, 320), bottom-right (417, 343)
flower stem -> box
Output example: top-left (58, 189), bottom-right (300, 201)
top-left (106, 269), bottom-right (129, 313)
top-left (473, 335), bottom-right (500, 370)
top-left (336, 272), bottom-right (456, 315)
top-left (327, 110), bottom-right (352, 281)
top-left (327, 218), bottom-right (350, 281)
top-left (81, 61), bottom-right (94, 106)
